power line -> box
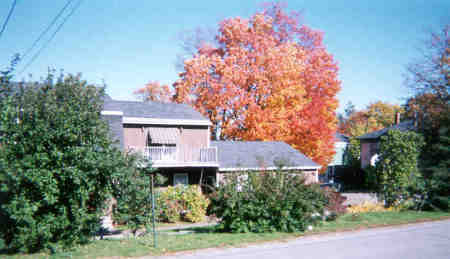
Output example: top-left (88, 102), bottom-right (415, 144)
top-left (18, 0), bottom-right (83, 76)
top-left (21, 0), bottom-right (73, 60)
top-left (0, 0), bottom-right (18, 40)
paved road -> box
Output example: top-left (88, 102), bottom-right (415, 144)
top-left (153, 220), bottom-right (450, 259)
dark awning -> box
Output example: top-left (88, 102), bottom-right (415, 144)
top-left (147, 127), bottom-right (180, 144)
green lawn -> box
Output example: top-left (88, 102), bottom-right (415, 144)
top-left (313, 210), bottom-right (450, 233)
top-left (3, 210), bottom-right (449, 259)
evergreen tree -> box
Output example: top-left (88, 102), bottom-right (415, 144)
top-left (403, 25), bottom-right (449, 210)
top-left (422, 121), bottom-right (450, 211)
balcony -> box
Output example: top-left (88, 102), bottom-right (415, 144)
top-left (128, 146), bottom-right (219, 167)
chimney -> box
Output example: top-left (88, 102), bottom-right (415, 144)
top-left (395, 112), bottom-right (401, 125)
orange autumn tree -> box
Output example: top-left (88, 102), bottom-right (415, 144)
top-left (339, 101), bottom-right (404, 137)
top-left (404, 93), bottom-right (447, 130)
top-left (173, 3), bottom-right (340, 168)
top-left (134, 81), bottom-right (174, 103)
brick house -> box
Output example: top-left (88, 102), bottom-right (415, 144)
top-left (358, 120), bottom-right (415, 168)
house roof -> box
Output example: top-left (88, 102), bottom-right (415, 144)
top-left (6, 82), bottom-right (208, 124)
top-left (103, 99), bottom-right (210, 123)
top-left (211, 141), bottom-right (320, 171)
top-left (357, 120), bottom-right (415, 140)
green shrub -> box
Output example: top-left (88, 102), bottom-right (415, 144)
top-left (363, 165), bottom-right (379, 191)
top-left (209, 172), bottom-right (327, 233)
top-left (376, 130), bottom-right (425, 207)
top-left (332, 166), bottom-right (365, 191)
top-left (156, 186), bottom-right (183, 223)
top-left (156, 185), bottom-right (209, 223)
top-left (425, 168), bottom-right (450, 211)
top-left (111, 154), bottom-right (155, 235)
top-left (0, 73), bottom-right (135, 252)
top-left (181, 186), bottom-right (210, 222)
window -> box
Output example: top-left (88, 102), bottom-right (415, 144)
top-left (206, 175), bottom-right (216, 187)
top-left (369, 142), bottom-right (379, 156)
top-left (174, 173), bottom-right (188, 186)
top-left (147, 133), bottom-right (177, 161)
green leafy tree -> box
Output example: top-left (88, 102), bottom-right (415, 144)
top-left (0, 58), bottom-right (19, 251)
top-left (0, 73), bottom-right (135, 252)
top-left (339, 101), bottom-right (360, 167)
top-left (112, 155), bottom-right (157, 236)
top-left (376, 130), bottom-right (425, 207)
top-left (345, 137), bottom-right (361, 169)
top-left (0, 55), bottom-right (19, 106)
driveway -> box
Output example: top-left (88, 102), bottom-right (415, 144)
top-left (151, 220), bottom-right (450, 259)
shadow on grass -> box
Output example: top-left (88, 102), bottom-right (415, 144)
top-left (0, 248), bottom-right (16, 256)
top-left (172, 225), bottom-right (217, 233)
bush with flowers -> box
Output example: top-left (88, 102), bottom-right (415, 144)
top-left (347, 201), bottom-right (397, 214)
top-left (156, 185), bottom-right (209, 223)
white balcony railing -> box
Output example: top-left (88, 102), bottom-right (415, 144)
top-left (147, 146), bottom-right (177, 162)
top-left (128, 146), bottom-right (218, 166)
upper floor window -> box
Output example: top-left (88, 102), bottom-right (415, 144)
top-left (146, 127), bottom-right (180, 146)
top-left (369, 142), bottom-right (379, 156)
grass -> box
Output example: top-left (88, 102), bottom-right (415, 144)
top-left (3, 210), bottom-right (450, 259)
top-left (314, 210), bottom-right (450, 233)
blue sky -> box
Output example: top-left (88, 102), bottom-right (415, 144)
top-left (0, 0), bottom-right (448, 112)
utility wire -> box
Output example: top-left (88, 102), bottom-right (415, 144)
top-left (21, 0), bottom-right (73, 60)
top-left (18, 0), bottom-right (83, 76)
top-left (0, 0), bottom-right (18, 40)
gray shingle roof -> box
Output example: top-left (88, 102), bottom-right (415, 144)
top-left (211, 141), bottom-right (320, 171)
top-left (357, 120), bottom-right (415, 140)
top-left (103, 99), bottom-right (209, 121)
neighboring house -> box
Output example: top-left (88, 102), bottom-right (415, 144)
top-left (101, 97), bottom-right (321, 185)
top-left (321, 133), bottom-right (349, 183)
top-left (330, 133), bottom-right (350, 167)
top-left (358, 120), bottom-right (415, 168)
